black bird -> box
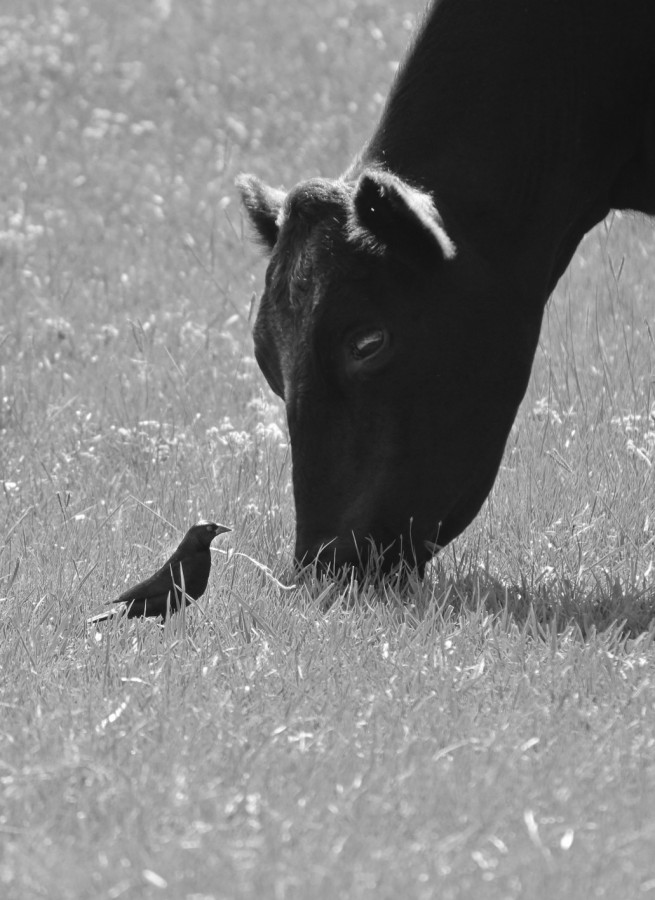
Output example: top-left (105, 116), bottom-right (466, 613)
top-left (88, 522), bottom-right (231, 623)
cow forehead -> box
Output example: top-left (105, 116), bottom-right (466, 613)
top-left (266, 179), bottom-right (354, 314)
top-left (255, 177), bottom-right (375, 390)
top-left (256, 248), bottom-right (321, 386)
top-left (279, 177), bottom-right (352, 233)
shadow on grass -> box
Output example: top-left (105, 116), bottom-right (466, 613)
top-left (439, 569), bottom-right (655, 640)
top-left (293, 557), bottom-right (655, 641)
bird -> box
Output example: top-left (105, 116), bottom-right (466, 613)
top-left (88, 522), bottom-right (231, 623)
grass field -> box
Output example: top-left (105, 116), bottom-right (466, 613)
top-left (1, 2), bottom-right (655, 898)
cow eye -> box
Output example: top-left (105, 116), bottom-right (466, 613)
top-left (350, 328), bottom-right (388, 361)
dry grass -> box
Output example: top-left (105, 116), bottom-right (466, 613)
top-left (1, 2), bottom-right (654, 898)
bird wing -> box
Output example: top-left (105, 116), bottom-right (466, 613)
top-left (113, 560), bottom-right (179, 604)
top-left (88, 608), bottom-right (121, 624)
top-left (113, 550), bottom-right (208, 605)
top-left (91, 540), bottom-right (214, 623)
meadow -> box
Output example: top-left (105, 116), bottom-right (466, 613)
top-left (1, 1), bottom-right (654, 897)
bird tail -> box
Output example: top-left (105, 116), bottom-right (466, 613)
top-left (87, 608), bottom-right (121, 625)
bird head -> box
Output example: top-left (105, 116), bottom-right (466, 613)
top-left (184, 522), bottom-right (232, 549)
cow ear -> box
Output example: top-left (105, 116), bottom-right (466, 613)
top-left (236, 174), bottom-right (286, 251)
top-left (352, 170), bottom-right (455, 266)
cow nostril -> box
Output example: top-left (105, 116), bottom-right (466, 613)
top-left (295, 535), bottom-right (423, 581)
top-left (295, 542), bottom-right (346, 567)
top-left (294, 536), bottom-right (362, 575)
top-left (295, 527), bottom-right (434, 582)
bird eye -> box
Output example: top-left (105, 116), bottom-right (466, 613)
top-left (350, 328), bottom-right (389, 361)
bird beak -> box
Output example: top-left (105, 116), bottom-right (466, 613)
top-left (215, 524), bottom-right (232, 534)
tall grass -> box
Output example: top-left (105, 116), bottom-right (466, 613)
top-left (1, 2), bottom-right (654, 898)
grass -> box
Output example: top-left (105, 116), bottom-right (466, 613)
top-left (1, 1), bottom-right (654, 898)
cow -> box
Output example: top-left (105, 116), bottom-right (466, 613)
top-left (237, 0), bottom-right (655, 577)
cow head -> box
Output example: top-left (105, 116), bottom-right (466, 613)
top-left (237, 169), bottom-right (540, 577)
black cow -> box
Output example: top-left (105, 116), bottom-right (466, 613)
top-left (238, 0), bottom-right (655, 577)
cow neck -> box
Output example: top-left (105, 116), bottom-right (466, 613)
top-left (354, 0), bottom-right (653, 303)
